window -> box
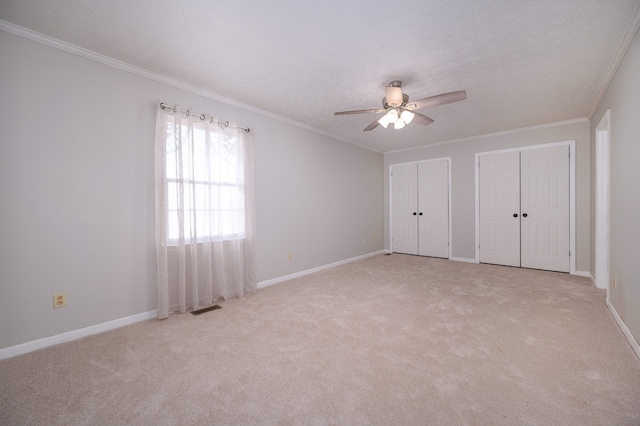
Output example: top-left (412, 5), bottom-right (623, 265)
top-left (163, 118), bottom-right (245, 244)
top-left (155, 103), bottom-right (256, 318)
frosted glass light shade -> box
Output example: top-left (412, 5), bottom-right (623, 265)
top-left (386, 109), bottom-right (399, 123)
top-left (394, 119), bottom-right (406, 129)
top-left (378, 114), bottom-right (390, 128)
top-left (400, 110), bottom-right (414, 124)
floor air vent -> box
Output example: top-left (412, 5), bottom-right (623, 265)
top-left (191, 304), bottom-right (222, 315)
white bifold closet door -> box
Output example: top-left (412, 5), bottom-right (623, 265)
top-left (479, 145), bottom-right (570, 272)
top-left (392, 160), bottom-right (449, 258)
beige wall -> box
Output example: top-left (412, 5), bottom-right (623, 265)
top-left (0, 31), bottom-right (383, 350)
top-left (384, 120), bottom-right (591, 272)
top-left (591, 28), bottom-right (640, 344)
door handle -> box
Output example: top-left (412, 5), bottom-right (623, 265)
top-left (413, 212), bottom-right (417, 215)
top-left (513, 213), bottom-right (518, 217)
top-left (419, 212), bottom-right (423, 216)
top-left (522, 213), bottom-right (528, 218)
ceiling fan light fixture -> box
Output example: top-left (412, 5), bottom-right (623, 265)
top-left (400, 110), bottom-right (414, 124)
top-left (394, 119), bottom-right (406, 129)
top-left (378, 114), bottom-right (390, 128)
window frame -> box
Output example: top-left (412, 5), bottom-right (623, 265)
top-left (164, 121), bottom-right (246, 246)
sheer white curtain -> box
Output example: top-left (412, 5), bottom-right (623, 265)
top-left (155, 102), bottom-right (256, 319)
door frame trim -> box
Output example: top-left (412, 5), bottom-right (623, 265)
top-left (389, 157), bottom-right (452, 258)
top-left (474, 140), bottom-right (576, 274)
top-left (595, 110), bottom-right (611, 292)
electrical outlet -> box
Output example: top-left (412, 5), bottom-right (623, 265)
top-left (361, 239), bottom-right (365, 245)
top-left (288, 253), bottom-right (292, 261)
top-left (53, 293), bottom-right (67, 309)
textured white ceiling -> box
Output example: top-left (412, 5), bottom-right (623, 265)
top-left (1, 0), bottom-right (639, 152)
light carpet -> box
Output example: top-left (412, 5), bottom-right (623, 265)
top-left (2, 254), bottom-right (639, 425)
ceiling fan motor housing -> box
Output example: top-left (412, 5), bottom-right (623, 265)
top-left (385, 86), bottom-right (404, 107)
top-left (383, 92), bottom-right (409, 109)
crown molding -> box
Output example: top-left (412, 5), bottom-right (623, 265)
top-left (588, 3), bottom-right (640, 118)
top-left (384, 117), bottom-right (589, 155)
top-left (0, 20), bottom-right (380, 154)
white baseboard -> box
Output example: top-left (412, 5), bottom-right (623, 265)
top-left (450, 257), bottom-right (478, 264)
top-left (607, 299), bottom-right (640, 361)
top-left (258, 250), bottom-right (385, 289)
top-left (0, 310), bottom-right (157, 361)
top-left (445, 260), bottom-right (593, 277)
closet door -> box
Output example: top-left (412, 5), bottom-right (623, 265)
top-left (479, 145), bottom-right (570, 273)
top-left (479, 152), bottom-right (521, 267)
top-left (418, 160), bottom-right (449, 258)
top-left (391, 160), bottom-right (449, 258)
top-left (391, 163), bottom-right (418, 255)
top-left (520, 146), bottom-right (570, 272)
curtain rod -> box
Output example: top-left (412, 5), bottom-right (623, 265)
top-left (160, 103), bottom-right (250, 133)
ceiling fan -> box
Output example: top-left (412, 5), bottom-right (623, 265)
top-left (334, 80), bottom-right (466, 131)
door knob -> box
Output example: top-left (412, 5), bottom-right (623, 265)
top-left (522, 213), bottom-right (528, 217)
top-left (513, 213), bottom-right (518, 217)
top-left (413, 212), bottom-right (417, 215)
top-left (419, 212), bottom-right (423, 216)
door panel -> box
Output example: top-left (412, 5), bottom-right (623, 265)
top-left (391, 164), bottom-right (418, 255)
top-left (520, 146), bottom-right (570, 272)
top-left (479, 152), bottom-right (520, 267)
top-left (418, 160), bottom-right (449, 258)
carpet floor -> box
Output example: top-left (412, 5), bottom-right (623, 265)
top-left (1, 254), bottom-right (639, 425)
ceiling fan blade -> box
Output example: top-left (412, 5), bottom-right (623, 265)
top-left (411, 112), bottom-right (435, 126)
top-left (363, 118), bottom-right (381, 131)
top-left (334, 108), bottom-right (383, 115)
top-left (406, 90), bottom-right (467, 110)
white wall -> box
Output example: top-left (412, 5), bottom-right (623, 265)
top-left (591, 28), bottom-right (640, 345)
top-left (384, 120), bottom-right (591, 272)
top-left (0, 31), bottom-right (383, 350)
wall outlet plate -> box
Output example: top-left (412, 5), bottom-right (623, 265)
top-left (53, 293), bottom-right (66, 309)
